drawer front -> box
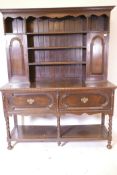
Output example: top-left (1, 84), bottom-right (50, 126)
top-left (59, 90), bottom-right (111, 110)
top-left (8, 93), bottom-right (56, 109)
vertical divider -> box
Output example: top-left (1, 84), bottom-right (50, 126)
top-left (24, 17), bottom-right (26, 34)
top-left (86, 16), bottom-right (89, 32)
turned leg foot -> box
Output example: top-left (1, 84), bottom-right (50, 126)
top-left (58, 141), bottom-right (61, 146)
top-left (7, 143), bottom-right (13, 150)
top-left (107, 143), bottom-right (112, 149)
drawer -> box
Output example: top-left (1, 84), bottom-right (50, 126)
top-left (59, 90), bottom-right (112, 110)
top-left (8, 93), bottom-right (56, 109)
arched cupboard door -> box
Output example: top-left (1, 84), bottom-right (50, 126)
top-left (6, 35), bottom-right (29, 83)
top-left (86, 32), bottom-right (108, 82)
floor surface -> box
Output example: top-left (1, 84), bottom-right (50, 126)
top-left (0, 115), bottom-right (117, 175)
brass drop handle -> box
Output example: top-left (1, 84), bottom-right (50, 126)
top-left (27, 98), bottom-right (35, 105)
top-left (81, 97), bottom-right (88, 104)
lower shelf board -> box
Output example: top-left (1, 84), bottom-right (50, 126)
top-left (10, 124), bottom-right (108, 142)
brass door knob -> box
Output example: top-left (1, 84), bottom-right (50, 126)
top-left (81, 97), bottom-right (88, 104)
top-left (27, 98), bottom-right (35, 104)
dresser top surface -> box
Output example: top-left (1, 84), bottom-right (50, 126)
top-left (0, 80), bottom-right (116, 92)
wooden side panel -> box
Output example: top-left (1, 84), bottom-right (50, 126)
top-left (86, 33), bottom-right (108, 82)
top-left (91, 36), bottom-right (103, 74)
top-left (10, 38), bottom-right (25, 76)
top-left (6, 35), bottom-right (29, 83)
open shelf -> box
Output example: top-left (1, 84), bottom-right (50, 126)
top-left (29, 64), bottom-right (85, 82)
top-left (61, 125), bottom-right (108, 139)
top-left (29, 78), bottom-right (84, 88)
top-left (27, 33), bottom-right (86, 47)
top-left (88, 15), bottom-right (109, 31)
top-left (26, 16), bottom-right (87, 33)
top-left (4, 17), bottom-right (25, 33)
top-left (10, 124), bottom-right (108, 141)
top-left (11, 125), bottom-right (57, 141)
top-left (4, 15), bottom-right (109, 34)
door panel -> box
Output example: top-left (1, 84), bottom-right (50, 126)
top-left (6, 34), bottom-right (29, 83)
top-left (86, 32), bottom-right (108, 82)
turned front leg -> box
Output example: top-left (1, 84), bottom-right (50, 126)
top-left (107, 114), bottom-right (112, 149)
top-left (57, 113), bottom-right (61, 146)
top-left (13, 114), bottom-right (18, 128)
top-left (56, 92), bottom-right (61, 146)
top-left (2, 93), bottom-right (12, 150)
top-left (5, 115), bottom-right (12, 150)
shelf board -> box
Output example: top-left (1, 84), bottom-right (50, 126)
top-left (88, 30), bottom-right (109, 33)
top-left (5, 31), bottom-right (87, 35)
top-left (26, 31), bottom-right (87, 35)
top-left (11, 125), bottom-right (57, 141)
top-left (4, 31), bottom-right (109, 35)
top-left (61, 125), bottom-right (108, 140)
top-left (5, 33), bottom-right (25, 35)
top-left (28, 46), bottom-right (86, 50)
top-left (28, 61), bottom-right (86, 66)
top-left (10, 124), bottom-right (108, 142)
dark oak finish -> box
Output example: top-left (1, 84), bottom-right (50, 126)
top-left (0, 7), bottom-right (116, 149)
